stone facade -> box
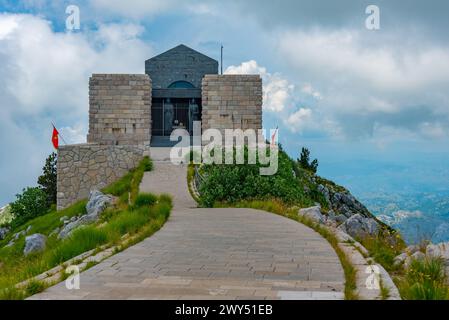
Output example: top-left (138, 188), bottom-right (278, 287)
top-left (57, 144), bottom-right (145, 210)
top-left (201, 75), bottom-right (263, 135)
top-left (87, 74), bottom-right (151, 147)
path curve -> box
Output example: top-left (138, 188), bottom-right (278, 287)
top-left (30, 161), bottom-right (344, 300)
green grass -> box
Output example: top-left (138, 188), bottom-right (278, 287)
top-left (359, 234), bottom-right (405, 272)
top-left (214, 198), bottom-right (358, 300)
top-left (48, 226), bottom-right (108, 266)
top-left (134, 193), bottom-right (158, 207)
top-left (398, 257), bottom-right (449, 300)
top-left (0, 156), bottom-right (172, 300)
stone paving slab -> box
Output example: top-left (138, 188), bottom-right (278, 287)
top-left (29, 161), bottom-right (344, 300)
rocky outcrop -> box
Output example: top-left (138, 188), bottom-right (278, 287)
top-left (24, 234), bottom-right (46, 255)
top-left (298, 206), bottom-right (325, 224)
top-left (338, 214), bottom-right (380, 238)
top-left (0, 227), bottom-right (10, 240)
top-left (58, 190), bottom-right (113, 239)
top-left (394, 241), bottom-right (449, 273)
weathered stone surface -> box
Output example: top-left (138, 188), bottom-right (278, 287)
top-left (298, 206), bottom-right (325, 224)
top-left (87, 74), bottom-right (151, 147)
top-left (201, 75), bottom-right (263, 140)
top-left (338, 214), bottom-right (379, 238)
top-left (57, 144), bottom-right (144, 209)
top-left (24, 234), bottom-right (46, 256)
top-left (86, 190), bottom-right (113, 217)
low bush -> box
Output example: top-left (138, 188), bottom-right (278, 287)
top-left (199, 148), bottom-right (311, 207)
top-left (10, 187), bottom-right (49, 227)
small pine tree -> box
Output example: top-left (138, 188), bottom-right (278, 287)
top-left (37, 152), bottom-right (57, 206)
top-left (298, 147), bottom-right (319, 173)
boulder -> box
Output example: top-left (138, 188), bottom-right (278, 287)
top-left (298, 206), bottom-right (325, 224)
top-left (426, 242), bottom-right (449, 262)
top-left (393, 252), bottom-right (408, 267)
top-left (338, 214), bottom-right (379, 238)
top-left (335, 214), bottom-right (347, 225)
top-left (86, 190), bottom-right (113, 218)
top-left (24, 234), bottom-right (46, 256)
top-left (58, 190), bottom-right (113, 239)
top-left (0, 227), bottom-right (10, 240)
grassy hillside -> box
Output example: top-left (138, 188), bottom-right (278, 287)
top-left (0, 156), bottom-right (172, 299)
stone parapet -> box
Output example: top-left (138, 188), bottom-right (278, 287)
top-left (57, 143), bottom-right (145, 210)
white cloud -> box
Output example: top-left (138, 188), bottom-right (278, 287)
top-left (301, 84), bottom-right (322, 100)
top-left (225, 60), bottom-right (294, 112)
top-left (277, 28), bottom-right (449, 139)
top-left (0, 13), bottom-right (153, 205)
top-left (285, 108), bottom-right (312, 133)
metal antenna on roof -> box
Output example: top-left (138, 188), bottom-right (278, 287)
top-left (220, 44), bottom-right (223, 75)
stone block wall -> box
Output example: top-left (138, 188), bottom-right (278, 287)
top-left (201, 75), bottom-right (263, 136)
top-left (87, 74), bottom-right (151, 146)
top-left (57, 143), bottom-right (145, 210)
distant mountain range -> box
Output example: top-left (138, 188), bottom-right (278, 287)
top-left (358, 190), bottom-right (449, 244)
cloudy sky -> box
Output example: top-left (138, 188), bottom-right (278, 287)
top-left (1, 0), bottom-right (449, 208)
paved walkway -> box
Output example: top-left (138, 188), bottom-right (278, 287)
top-left (30, 161), bottom-right (344, 300)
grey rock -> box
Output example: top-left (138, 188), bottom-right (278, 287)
top-left (326, 210), bottom-right (336, 222)
top-left (58, 190), bottom-right (112, 239)
top-left (49, 227), bottom-right (60, 237)
top-left (393, 252), bottom-right (408, 267)
top-left (6, 240), bottom-right (15, 247)
top-left (426, 242), bottom-right (449, 262)
top-left (317, 184), bottom-right (330, 205)
top-left (405, 245), bottom-right (420, 255)
top-left (86, 190), bottom-right (113, 218)
top-left (335, 214), bottom-right (347, 225)
top-left (338, 214), bottom-right (379, 238)
top-left (60, 216), bottom-right (68, 222)
top-left (0, 227), bottom-right (10, 240)
top-left (24, 234), bottom-right (46, 256)
top-left (298, 206), bottom-right (325, 224)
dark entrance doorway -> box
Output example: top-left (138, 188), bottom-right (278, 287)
top-left (151, 98), bottom-right (201, 146)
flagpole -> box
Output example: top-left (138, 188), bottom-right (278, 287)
top-left (51, 122), bottom-right (68, 145)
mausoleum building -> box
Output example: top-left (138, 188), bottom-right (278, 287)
top-left (57, 44), bottom-right (263, 209)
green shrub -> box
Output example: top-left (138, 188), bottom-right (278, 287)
top-left (158, 194), bottom-right (173, 205)
top-left (298, 147), bottom-right (318, 173)
top-left (10, 187), bottom-right (49, 227)
top-left (134, 193), bottom-right (158, 207)
top-left (37, 152), bottom-right (57, 206)
top-left (142, 156), bottom-right (153, 172)
top-left (199, 149), bottom-right (310, 207)
top-left (400, 257), bottom-right (449, 300)
top-left (49, 226), bottom-right (108, 265)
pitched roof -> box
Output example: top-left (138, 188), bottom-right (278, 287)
top-left (146, 44), bottom-right (218, 63)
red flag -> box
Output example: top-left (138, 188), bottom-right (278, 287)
top-left (52, 126), bottom-right (59, 149)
